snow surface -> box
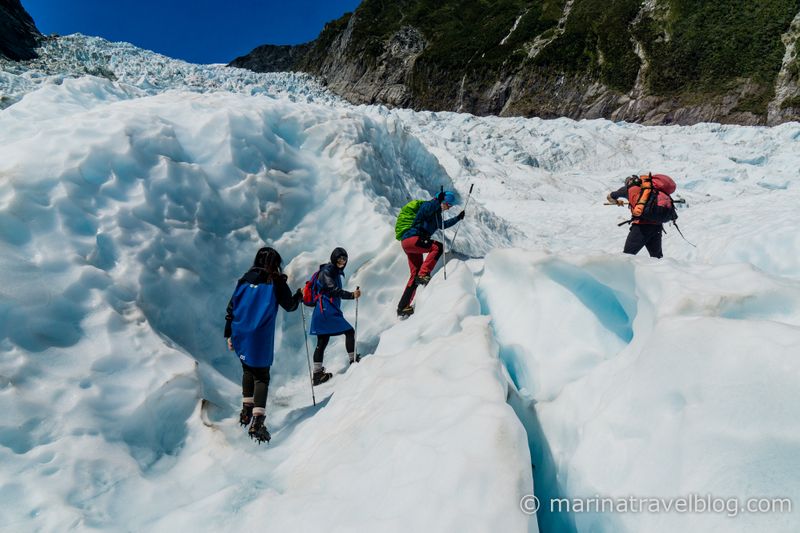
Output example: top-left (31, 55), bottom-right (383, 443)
top-left (0, 34), bottom-right (339, 109)
top-left (1, 35), bottom-right (798, 532)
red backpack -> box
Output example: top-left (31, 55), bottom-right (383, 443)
top-left (629, 173), bottom-right (678, 224)
top-left (302, 270), bottom-right (322, 307)
top-left (302, 269), bottom-right (335, 312)
top-left (618, 173), bottom-right (694, 246)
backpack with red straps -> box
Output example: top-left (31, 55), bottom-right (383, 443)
top-left (628, 173), bottom-right (678, 224)
top-left (617, 172), bottom-right (695, 247)
top-left (302, 270), bottom-right (322, 307)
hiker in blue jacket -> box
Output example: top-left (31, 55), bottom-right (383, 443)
top-left (309, 247), bottom-right (362, 384)
top-left (396, 191), bottom-right (464, 317)
top-left (225, 246), bottom-right (302, 443)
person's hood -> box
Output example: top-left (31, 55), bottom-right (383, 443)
top-left (330, 247), bottom-right (348, 264)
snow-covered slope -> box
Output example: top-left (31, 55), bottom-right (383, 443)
top-left (397, 110), bottom-right (800, 278)
top-left (0, 34), bottom-right (338, 109)
top-left (1, 35), bottom-right (798, 532)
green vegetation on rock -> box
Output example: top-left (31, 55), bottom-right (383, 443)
top-left (781, 94), bottom-right (800, 109)
top-left (299, 11), bottom-right (354, 69)
top-left (637, 0), bottom-right (799, 110)
top-left (260, 0), bottom-right (800, 123)
top-left (533, 0), bottom-right (642, 92)
top-left (340, 0), bottom-right (566, 104)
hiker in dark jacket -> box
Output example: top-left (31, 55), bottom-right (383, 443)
top-left (396, 191), bottom-right (464, 317)
top-left (608, 175), bottom-right (664, 258)
top-left (225, 246), bottom-right (302, 443)
top-left (309, 247), bottom-right (362, 384)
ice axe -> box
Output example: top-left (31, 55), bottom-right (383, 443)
top-left (605, 198), bottom-right (686, 206)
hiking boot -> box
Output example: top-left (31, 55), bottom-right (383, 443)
top-left (414, 274), bottom-right (431, 286)
top-left (239, 402), bottom-right (254, 427)
top-left (349, 353), bottom-right (362, 365)
top-left (397, 305), bottom-right (414, 318)
top-left (248, 415), bottom-right (271, 444)
top-left (312, 368), bottom-right (332, 386)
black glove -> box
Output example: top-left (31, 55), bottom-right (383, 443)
top-left (418, 237), bottom-right (433, 249)
top-left (456, 210), bottom-right (465, 220)
top-left (294, 288), bottom-right (303, 302)
top-left (436, 191), bottom-right (445, 202)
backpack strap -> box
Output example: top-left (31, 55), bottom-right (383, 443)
top-left (632, 172), bottom-right (653, 218)
top-left (311, 271), bottom-right (325, 314)
top-left (409, 201), bottom-right (426, 234)
top-left (312, 268), bottom-right (336, 315)
top-left (671, 221), bottom-right (697, 247)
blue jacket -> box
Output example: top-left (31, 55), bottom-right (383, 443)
top-left (401, 197), bottom-right (459, 240)
top-left (310, 263), bottom-right (354, 335)
top-left (225, 268), bottom-right (299, 367)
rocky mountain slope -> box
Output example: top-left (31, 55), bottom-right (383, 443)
top-left (0, 0), bottom-right (41, 60)
top-left (231, 0), bottom-right (800, 126)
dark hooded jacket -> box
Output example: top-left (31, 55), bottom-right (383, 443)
top-left (310, 247), bottom-right (355, 335)
top-left (401, 197), bottom-right (459, 240)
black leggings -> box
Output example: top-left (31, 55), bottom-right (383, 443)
top-left (241, 363), bottom-right (270, 409)
top-left (313, 329), bottom-right (355, 363)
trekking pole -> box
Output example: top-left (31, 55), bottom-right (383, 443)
top-left (300, 305), bottom-right (316, 406)
top-left (440, 186), bottom-right (447, 280)
top-left (354, 286), bottom-right (359, 360)
top-left (451, 183), bottom-right (473, 245)
top-left (441, 208), bottom-right (448, 280)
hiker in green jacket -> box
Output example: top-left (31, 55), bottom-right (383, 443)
top-left (395, 191), bottom-right (464, 317)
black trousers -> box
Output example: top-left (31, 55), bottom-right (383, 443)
top-left (313, 329), bottom-right (355, 363)
top-left (241, 363), bottom-right (270, 409)
top-left (623, 224), bottom-right (663, 258)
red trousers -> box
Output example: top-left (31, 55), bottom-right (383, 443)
top-left (401, 236), bottom-right (443, 288)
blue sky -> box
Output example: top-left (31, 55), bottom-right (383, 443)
top-left (23, 0), bottom-right (362, 64)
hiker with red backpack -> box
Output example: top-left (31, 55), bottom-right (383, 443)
top-left (395, 190), bottom-right (465, 317)
top-left (224, 246), bottom-right (303, 444)
top-left (607, 173), bottom-right (679, 258)
top-left (307, 247), bottom-right (362, 384)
